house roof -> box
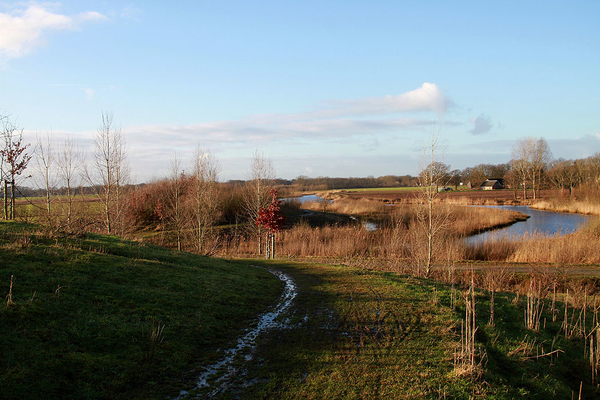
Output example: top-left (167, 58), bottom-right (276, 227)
top-left (480, 179), bottom-right (504, 187)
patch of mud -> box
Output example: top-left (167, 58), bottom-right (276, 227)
top-left (175, 268), bottom-right (297, 399)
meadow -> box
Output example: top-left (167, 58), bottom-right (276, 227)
top-left (1, 222), bottom-right (599, 399)
top-left (3, 185), bottom-right (600, 398)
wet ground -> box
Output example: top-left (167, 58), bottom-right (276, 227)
top-left (175, 268), bottom-right (298, 399)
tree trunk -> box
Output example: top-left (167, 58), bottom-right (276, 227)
top-left (271, 233), bottom-right (275, 259)
top-left (3, 180), bottom-right (7, 220)
top-left (264, 234), bottom-right (270, 259)
top-left (10, 181), bottom-right (15, 220)
top-left (257, 227), bottom-right (263, 255)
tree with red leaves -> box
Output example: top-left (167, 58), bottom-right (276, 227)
top-left (255, 189), bottom-right (286, 259)
top-left (1, 116), bottom-right (32, 220)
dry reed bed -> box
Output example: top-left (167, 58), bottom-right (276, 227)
top-left (222, 205), bottom-right (531, 261)
top-left (531, 200), bottom-right (600, 216)
top-left (301, 197), bottom-right (387, 215)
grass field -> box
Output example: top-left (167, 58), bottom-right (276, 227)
top-left (0, 221), bottom-right (282, 400)
top-left (217, 261), bottom-right (597, 399)
top-left (1, 222), bottom-right (598, 399)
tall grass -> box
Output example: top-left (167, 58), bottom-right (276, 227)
top-left (221, 205), bottom-right (536, 269)
top-left (531, 199), bottom-right (600, 216)
top-left (301, 197), bottom-right (387, 215)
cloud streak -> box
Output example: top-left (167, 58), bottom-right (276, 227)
top-left (0, 4), bottom-right (107, 58)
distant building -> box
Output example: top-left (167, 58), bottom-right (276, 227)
top-left (480, 178), bottom-right (505, 190)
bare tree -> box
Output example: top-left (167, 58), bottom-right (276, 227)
top-left (88, 112), bottom-right (128, 234)
top-left (510, 137), bottom-right (535, 200)
top-left (1, 115), bottom-right (32, 220)
top-left (587, 153), bottom-right (600, 187)
top-left (243, 150), bottom-right (275, 255)
top-left (57, 137), bottom-right (83, 228)
top-left (191, 146), bottom-right (221, 254)
top-left (413, 129), bottom-right (451, 277)
top-left (34, 132), bottom-right (57, 223)
top-left (511, 137), bottom-right (552, 200)
top-left (530, 137), bottom-right (552, 199)
top-left (168, 153), bottom-right (184, 251)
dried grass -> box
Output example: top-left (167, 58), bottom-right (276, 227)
top-left (302, 197), bottom-right (387, 215)
top-left (531, 199), bottom-right (600, 216)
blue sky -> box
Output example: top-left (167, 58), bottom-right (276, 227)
top-left (1, 1), bottom-right (599, 182)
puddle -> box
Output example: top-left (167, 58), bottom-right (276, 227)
top-left (175, 268), bottom-right (297, 399)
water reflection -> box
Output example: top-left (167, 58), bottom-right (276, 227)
top-left (285, 194), bottom-right (331, 204)
top-left (467, 206), bottom-right (592, 244)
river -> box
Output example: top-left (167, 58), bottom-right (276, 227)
top-left (285, 194), bottom-right (329, 204)
top-left (466, 205), bottom-right (593, 244)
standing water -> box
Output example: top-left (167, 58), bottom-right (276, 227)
top-left (175, 268), bottom-right (297, 399)
top-left (467, 205), bottom-right (592, 244)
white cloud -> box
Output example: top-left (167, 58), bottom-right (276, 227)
top-left (311, 82), bottom-right (452, 119)
top-left (469, 113), bottom-right (493, 135)
top-left (0, 4), bottom-right (107, 58)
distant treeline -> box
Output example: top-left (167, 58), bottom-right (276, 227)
top-left (274, 175), bottom-right (418, 191)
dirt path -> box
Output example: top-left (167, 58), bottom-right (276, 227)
top-left (174, 268), bottom-right (298, 399)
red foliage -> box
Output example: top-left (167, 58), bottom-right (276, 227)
top-left (0, 136), bottom-right (32, 181)
top-left (255, 189), bottom-right (286, 233)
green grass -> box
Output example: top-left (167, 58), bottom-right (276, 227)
top-left (202, 261), bottom-right (598, 399)
top-left (1, 221), bottom-right (597, 399)
top-left (0, 221), bottom-right (283, 400)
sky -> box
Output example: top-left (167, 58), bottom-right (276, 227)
top-left (1, 1), bottom-right (599, 183)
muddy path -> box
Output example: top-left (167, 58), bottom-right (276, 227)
top-left (174, 268), bottom-right (298, 399)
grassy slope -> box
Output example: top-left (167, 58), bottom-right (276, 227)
top-left (1, 222), bottom-right (597, 399)
top-left (0, 222), bottom-right (282, 400)
top-left (219, 261), bottom-right (596, 399)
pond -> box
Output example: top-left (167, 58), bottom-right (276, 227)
top-left (466, 206), bottom-right (593, 244)
top-left (284, 194), bottom-right (331, 204)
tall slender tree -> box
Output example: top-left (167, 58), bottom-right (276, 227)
top-left (34, 132), bottom-right (56, 224)
top-left (192, 146), bottom-right (220, 255)
top-left (414, 129), bottom-right (451, 277)
top-left (57, 137), bottom-right (83, 228)
top-left (88, 112), bottom-right (128, 234)
top-left (511, 137), bottom-right (535, 200)
top-left (168, 153), bottom-right (184, 251)
top-left (243, 150), bottom-right (275, 255)
top-left (530, 137), bottom-right (552, 199)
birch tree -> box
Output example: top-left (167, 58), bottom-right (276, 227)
top-left (34, 132), bottom-right (56, 223)
top-left (511, 137), bottom-right (552, 200)
top-left (413, 130), bottom-right (451, 278)
top-left (168, 153), bottom-right (184, 251)
top-left (192, 147), bottom-right (220, 254)
top-left (57, 137), bottom-right (83, 228)
top-left (511, 137), bottom-right (535, 200)
top-left (530, 137), bottom-right (552, 199)
top-left (90, 112), bottom-right (128, 235)
top-left (243, 151), bottom-right (275, 255)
